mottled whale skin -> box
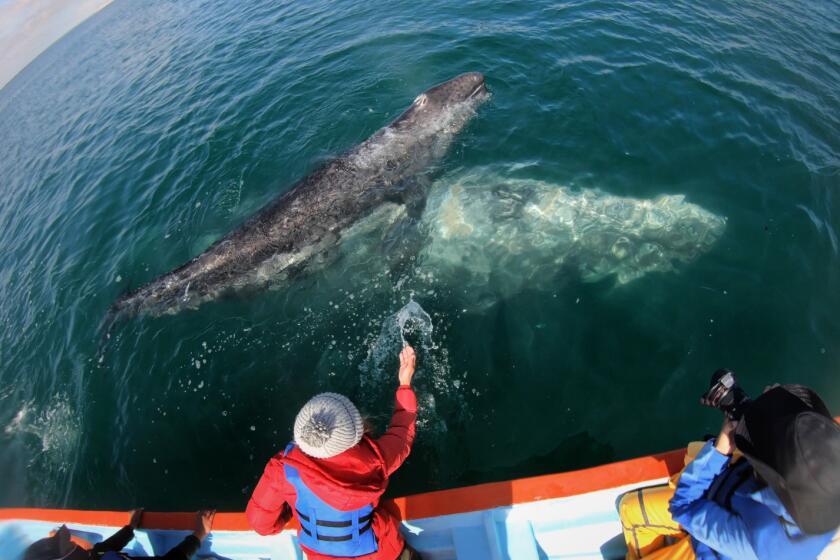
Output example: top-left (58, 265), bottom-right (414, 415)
top-left (416, 167), bottom-right (726, 304)
top-left (111, 72), bottom-right (488, 318)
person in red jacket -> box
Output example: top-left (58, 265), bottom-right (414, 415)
top-left (246, 345), bottom-right (419, 560)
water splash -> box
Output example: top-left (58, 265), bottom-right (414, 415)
top-left (396, 299), bottom-right (433, 348)
top-left (3, 394), bottom-right (80, 473)
top-left (359, 300), bottom-right (457, 434)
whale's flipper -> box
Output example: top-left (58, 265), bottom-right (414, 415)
top-left (383, 175), bottom-right (431, 218)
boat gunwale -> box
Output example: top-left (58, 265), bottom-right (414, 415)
top-left (4, 416), bottom-right (838, 531)
top-left (0, 448), bottom-right (686, 531)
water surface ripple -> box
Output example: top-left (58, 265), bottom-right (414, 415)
top-left (0, 0), bottom-right (838, 508)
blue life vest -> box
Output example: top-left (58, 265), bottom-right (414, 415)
top-left (283, 444), bottom-right (378, 557)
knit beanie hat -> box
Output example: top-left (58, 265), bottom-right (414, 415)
top-left (294, 393), bottom-right (364, 459)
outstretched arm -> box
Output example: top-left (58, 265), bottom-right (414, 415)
top-left (159, 510), bottom-right (214, 559)
top-left (91, 509), bottom-right (143, 553)
top-left (376, 346), bottom-right (418, 476)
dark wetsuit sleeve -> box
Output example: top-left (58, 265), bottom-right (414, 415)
top-left (161, 534), bottom-right (201, 560)
top-left (91, 525), bottom-right (135, 554)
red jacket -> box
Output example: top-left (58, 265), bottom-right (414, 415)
top-left (246, 386), bottom-right (417, 560)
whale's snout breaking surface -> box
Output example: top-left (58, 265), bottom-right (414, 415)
top-left (393, 72), bottom-right (488, 136)
top-left (425, 72), bottom-right (486, 104)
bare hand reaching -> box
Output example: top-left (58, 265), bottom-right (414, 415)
top-left (398, 345), bottom-right (416, 387)
top-left (193, 509), bottom-right (216, 541)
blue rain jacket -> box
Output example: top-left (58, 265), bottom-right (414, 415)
top-left (669, 440), bottom-right (834, 559)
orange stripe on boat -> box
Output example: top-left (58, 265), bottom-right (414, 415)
top-left (3, 417), bottom-right (838, 531)
top-left (0, 449), bottom-right (684, 530)
top-left (393, 449), bottom-right (684, 521)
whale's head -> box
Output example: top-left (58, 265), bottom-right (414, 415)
top-left (392, 72), bottom-right (489, 136)
top-left (417, 72), bottom-right (488, 109)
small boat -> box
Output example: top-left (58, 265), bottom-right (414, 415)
top-left (0, 446), bottom-right (687, 559)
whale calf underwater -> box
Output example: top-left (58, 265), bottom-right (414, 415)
top-left (416, 168), bottom-right (726, 300)
top-left (110, 72), bottom-right (489, 319)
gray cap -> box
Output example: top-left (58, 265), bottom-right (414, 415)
top-left (294, 393), bottom-right (363, 459)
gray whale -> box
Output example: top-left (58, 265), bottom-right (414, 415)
top-left (110, 73), bottom-right (488, 319)
top-left (415, 167), bottom-right (726, 302)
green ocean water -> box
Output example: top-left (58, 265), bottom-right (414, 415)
top-left (0, 0), bottom-right (838, 511)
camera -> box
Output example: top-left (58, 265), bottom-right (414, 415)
top-left (700, 368), bottom-right (751, 421)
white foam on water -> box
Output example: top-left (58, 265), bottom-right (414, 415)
top-left (218, 177), bottom-right (244, 216)
top-left (3, 394), bottom-right (80, 473)
top-left (3, 405), bottom-right (28, 435)
top-left (396, 299), bottom-right (433, 347)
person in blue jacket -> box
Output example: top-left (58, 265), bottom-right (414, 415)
top-left (620, 384), bottom-right (840, 559)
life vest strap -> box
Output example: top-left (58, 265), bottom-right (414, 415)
top-left (299, 519), bottom-right (373, 542)
top-left (296, 509), bottom-right (373, 528)
top-left (283, 443), bottom-right (378, 554)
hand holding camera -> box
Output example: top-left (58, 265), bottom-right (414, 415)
top-left (701, 368), bottom-right (752, 455)
top-left (714, 418), bottom-right (738, 456)
top-left (700, 368), bottom-right (751, 421)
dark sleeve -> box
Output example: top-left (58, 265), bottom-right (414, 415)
top-left (161, 535), bottom-right (201, 560)
top-left (91, 525), bottom-right (135, 554)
